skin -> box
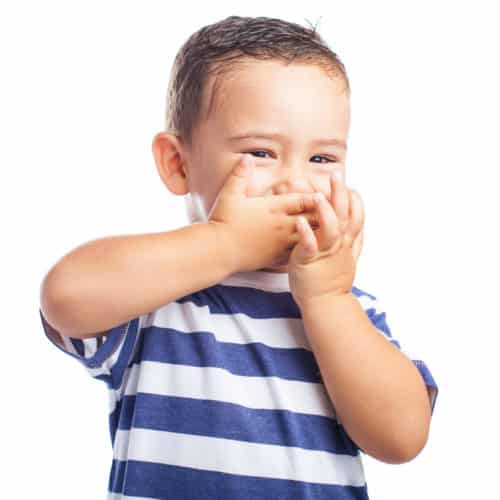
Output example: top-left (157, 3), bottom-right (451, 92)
top-left (152, 58), bottom-right (350, 272)
top-left (152, 58), bottom-right (434, 462)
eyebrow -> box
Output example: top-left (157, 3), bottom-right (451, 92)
top-left (227, 132), bottom-right (347, 150)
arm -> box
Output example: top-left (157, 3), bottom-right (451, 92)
top-left (40, 223), bottom-right (234, 338)
top-left (299, 292), bottom-right (432, 465)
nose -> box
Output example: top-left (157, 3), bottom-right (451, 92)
top-left (271, 160), bottom-right (315, 196)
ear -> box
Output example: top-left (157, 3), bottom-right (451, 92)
top-left (151, 132), bottom-right (190, 195)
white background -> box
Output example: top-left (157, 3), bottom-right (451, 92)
top-left (2, 0), bottom-right (498, 498)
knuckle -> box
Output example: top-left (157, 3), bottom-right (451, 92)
top-left (298, 195), bottom-right (307, 213)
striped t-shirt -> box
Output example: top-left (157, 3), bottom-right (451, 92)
top-left (40, 269), bottom-right (438, 500)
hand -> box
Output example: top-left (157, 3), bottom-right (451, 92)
top-left (288, 169), bottom-right (365, 306)
top-left (208, 154), bottom-right (317, 273)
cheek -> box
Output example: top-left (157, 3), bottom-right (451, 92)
top-left (245, 175), bottom-right (269, 197)
top-left (243, 168), bottom-right (282, 197)
top-left (222, 155), bottom-right (270, 197)
top-left (252, 170), bottom-right (332, 198)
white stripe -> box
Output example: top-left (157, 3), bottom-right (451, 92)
top-left (146, 301), bottom-right (314, 350)
top-left (105, 296), bottom-right (404, 414)
top-left (144, 294), bottom-right (391, 352)
top-left (356, 294), bottom-right (383, 315)
top-left (87, 317), bottom-right (143, 380)
top-left (60, 335), bottom-right (78, 355)
top-left (119, 360), bottom-right (337, 420)
top-left (83, 337), bottom-right (96, 359)
top-left (106, 295), bottom-right (423, 414)
top-left (113, 428), bottom-right (366, 487)
top-left (220, 273), bottom-right (290, 292)
top-left (57, 329), bottom-right (124, 379)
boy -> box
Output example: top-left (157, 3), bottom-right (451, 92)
top-left (39, 15), bottom-right (438, 500)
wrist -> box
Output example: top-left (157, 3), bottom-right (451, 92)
top-left (297, 290), bottom-right (354, 312)
top-left (206, 221), bottom-right (241, 275)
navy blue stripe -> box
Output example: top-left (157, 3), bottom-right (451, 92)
top-left (112, 393), bottom-right (359, 456)
top-left (352, 285), bottom-right (375, 301)
top-left (39, 309), bottom-right (139, 390)
top-left (40, 309), bottom-right (113, 385)
top-left (109, 318), bottom-right (140, 390)
top-left (365, 308), bottom-right (393, 338)
top-left (391, 338), bottom-right (401, 349)
top-left (178, 285), bottom-right (302, 317)
top-left (87, 319), bottom-right (136, 370)
top-left (413, 360), bottom-right (439, 414)
top-left (177, 284), bottom-right (372, 319)
top-left (71, 337), bottom-right (86, 357)
top-left (94, 373), bottom-right (112, 385)
top-left (108, 459), bottom-right (369, 499)
top-left (108, 458), bottom-right (123, 495)
top-left (129, 326), bottom-right (323, 383)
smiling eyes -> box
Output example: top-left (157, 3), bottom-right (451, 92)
top-left (246, 150), bottom-right (338, 164)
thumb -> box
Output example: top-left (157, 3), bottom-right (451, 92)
top-left (221, 154), bottom-right (254, 196)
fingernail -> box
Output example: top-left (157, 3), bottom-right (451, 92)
top-left (333, 170), bottom-right (343, 182)
top-left (240, 154), bottom-right (252, 172)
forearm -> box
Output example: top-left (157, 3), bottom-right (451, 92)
top-left (299, 292), bottom-right (431, 464)
top-left (40, 223), bottom-right (234, 337)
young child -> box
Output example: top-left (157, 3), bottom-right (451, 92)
top-left (39, 15), bottom-right (438, 500)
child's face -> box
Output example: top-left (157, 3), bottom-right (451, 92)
top-left (184, 59), bottom-right (349, 273)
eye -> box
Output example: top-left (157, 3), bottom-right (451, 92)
top-left (311, 155), bottom-right (338, 164)
top-left (244, 151), bottom-right (339, 164)
top-left (247, 150), bottom-right (273, 159)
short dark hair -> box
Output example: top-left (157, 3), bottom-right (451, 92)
top-left (164, 15), bottom-right (350, 148)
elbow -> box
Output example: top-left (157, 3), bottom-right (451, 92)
top-left (377, 420), bottom-right (430, 465)
top-left (40, 267), bottom-right (73, 334)
top-left (381, 388), bottom-right (433, 464)
top-left (386, 437), bottom-right (428, 465)
top-left (40, 257), bottom-right (72, 304)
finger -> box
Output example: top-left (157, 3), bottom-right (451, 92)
top-left (348, 189), bottom-right (365, 237)
top-left (330, 170), bottom-right (350, 226)
top-left (286, 212), bottom-right (319, 243)
top-left (222, 154), bottom-right (255, 196)
top-left (272, 192), bottom-right (316, 215)
top-left (352, 229), bottom-right (364, 262)
top-left (314, 192), bottom-right (339, 250)
top-left (297, 216), bottom-right (318, 256)
top-left (300, 212), bottom-right (320, 229)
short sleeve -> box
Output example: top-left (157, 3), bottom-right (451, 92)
top-left (353, 288), bottom-right (439, 416)
top-left (40, 308), bottom-right (143, 391)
